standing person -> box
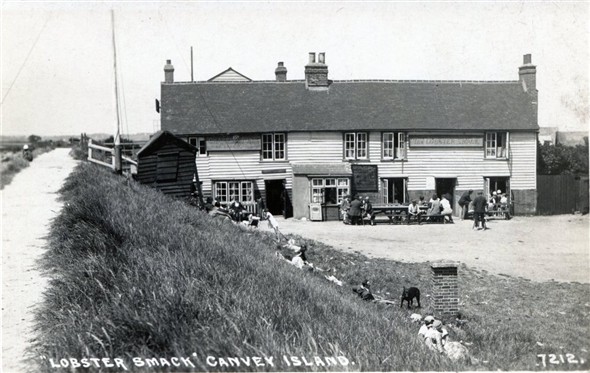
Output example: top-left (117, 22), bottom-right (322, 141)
top-left (364, 196), bottom-right (375, 226)
top-left (440, 194), bottom-right (454, 223)
top-left (348, 195), bottom-right (363, 225)
top-left (340, 195), bottom-right (351, 224)
top-left (458, 190), bottom-right (473, 220)
top-left (266, 211), bottom-right (282, 241)
top-left (472, 191), bottom-right (488, 230)
top-left (256, 196), bottom-right (266, 218)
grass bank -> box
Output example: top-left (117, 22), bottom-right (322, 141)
top-left (0, 147), bottom-right (53, 189)
top-left (33, 163), bottom-right (589, 372)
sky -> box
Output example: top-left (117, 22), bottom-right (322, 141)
top-left (1, 1), bottom-right (589, 137)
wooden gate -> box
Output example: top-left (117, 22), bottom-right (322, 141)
top-left (537, 175), bottom-right (579, 215)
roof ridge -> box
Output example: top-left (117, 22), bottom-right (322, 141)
top-left (166, 79), bottom-right (519, 85)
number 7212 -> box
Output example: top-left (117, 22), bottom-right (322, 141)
top-left (537, 354), bottom-right (585, 368)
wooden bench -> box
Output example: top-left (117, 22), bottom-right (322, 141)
top-left (423, 214), bottom-right (445, 224)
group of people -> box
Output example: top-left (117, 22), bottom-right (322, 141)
top-left (339, 195), bottom-right (375, 225)
top-left (426, 194), bottom-right (454, 223)
top-left (458, 189), bottom-right (511, 230)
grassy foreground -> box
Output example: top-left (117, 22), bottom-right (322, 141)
top-left (32, 163), bottom-right (589, 372)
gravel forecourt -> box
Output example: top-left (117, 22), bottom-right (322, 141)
top-left (262, 212), bottom-right (589, 284)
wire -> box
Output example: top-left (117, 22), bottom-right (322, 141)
top-left (1, 12), bottom-right (51, 105)
top-left (157, 11), bottom-right (249, 180)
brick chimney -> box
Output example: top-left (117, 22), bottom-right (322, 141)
top-left (519, 54), bottom-right (536, 95)
top-left (164, 60), bottom-right (174, 83)
top-left (275, 62), bottom-right (287, 82)
top-left (305, 52), bottom-right (329, 90)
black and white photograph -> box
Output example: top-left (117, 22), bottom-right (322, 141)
top-left (2, 1), bottom-right (589, 372)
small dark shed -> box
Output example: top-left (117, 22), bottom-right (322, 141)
top-left (136, 131), bottom-right (197, 198)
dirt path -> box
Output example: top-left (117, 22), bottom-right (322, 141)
top-left (2, 148), bottom-right (78, 373)
top-left (262, 214), bottom-right (589, 283)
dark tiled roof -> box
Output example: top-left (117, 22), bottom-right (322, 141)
top-left (161, 80), bottom-right (538, 135)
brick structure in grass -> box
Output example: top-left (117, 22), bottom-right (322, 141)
top-left (431, 261), bottom-right (459, 316)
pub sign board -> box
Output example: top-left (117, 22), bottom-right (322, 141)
top-left (351, 165), bottom-right (379, 192)
top-left (409, 135), bottom-right (483, 147)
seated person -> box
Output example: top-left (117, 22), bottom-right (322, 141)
top-left (352, 280), bottom-right (396, 305)
top-left (352, 280), bottom-right (375, 301)
top-left (424, 320), bottom-right (446, 354)
top-left (426, 195), bottom-right (441, 220)
top-left (229, 198), bottom-right (246, 222)
top-left (203, 197), bottom-right (215, 213)
top-left (407, 200), bottom-right (422, 224)
top-left (247, 214), bottom-right (260, 227)
top-left (419, 195), bottom-right (426, 206)
top-left (440, 194), bottom-right (454, 223)
top-left (418, 316), bottom-right (435, 340)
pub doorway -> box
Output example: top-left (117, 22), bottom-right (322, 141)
top-left (380, 178), bottom-right (407, 204)
top-left (265, 179), bottom-right (284, 216)
top-left (435, 178), bottom-right (456, 204)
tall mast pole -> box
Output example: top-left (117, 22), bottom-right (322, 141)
top-left (191, 46), bottom-right (194, 82)
top-left (111, 9), bottom-right (122, 173)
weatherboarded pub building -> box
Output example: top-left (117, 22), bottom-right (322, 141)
top-left (159, 53), bottom-right (538, 220)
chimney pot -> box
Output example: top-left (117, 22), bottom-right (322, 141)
top-left (164, 59), bottom-right (175, 83)
top-left (304, 52), bottom-right (329, 89)
top-left (275, 61), bottom-right (287, 82)
top-left (523, 54), bottom-right (532, 64)
top-left (308, 52), bottom-right (316, 64)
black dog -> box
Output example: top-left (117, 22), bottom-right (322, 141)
top-left (400, 287), bottom-right (421, 308)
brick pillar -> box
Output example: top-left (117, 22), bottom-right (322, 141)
top-left (431, 261), bottom-right (459, 317)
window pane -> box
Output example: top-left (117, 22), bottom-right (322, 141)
top-left (198, 138), bottom-right (207, 155)
top-left (274, 133), bottom-right (285, 160)
top-left (498, 132), bottom-right (507, 158)
top-left (485, 132), bottom-right (497, 158)
top-left (325, 178), bottom-right (336, 186)
top-left (228, 182), bottom-right (240, 201)
top-left (345, 133), bottom-right (356, 159)
top-left (357, 133), bottom-right (367, 158)
top-left (215, 182), bottom-right (227, 203)
top-left (396, 133), bottom-right (406, 159)
top-left (262, 134), bottom-right (273, 159)
top-left (383, 132), bottom-right (393, 158)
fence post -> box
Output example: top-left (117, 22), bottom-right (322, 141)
top-left (431, 261), bottom-right (459, 317)
top-left (88, 139), bottom-right (93, 160)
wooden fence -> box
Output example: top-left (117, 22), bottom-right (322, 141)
top-left (537, 175), bottom-right (589, 215)
top-left (87, 139), bottom-right (138, 173)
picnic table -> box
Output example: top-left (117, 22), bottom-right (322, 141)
top-left (370, 204), bottom-right (430, 224)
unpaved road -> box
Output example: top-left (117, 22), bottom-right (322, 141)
top-left (263, 214), bottom-right (589, 283)
top-left (2, 148), bottom-right (78, 373)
